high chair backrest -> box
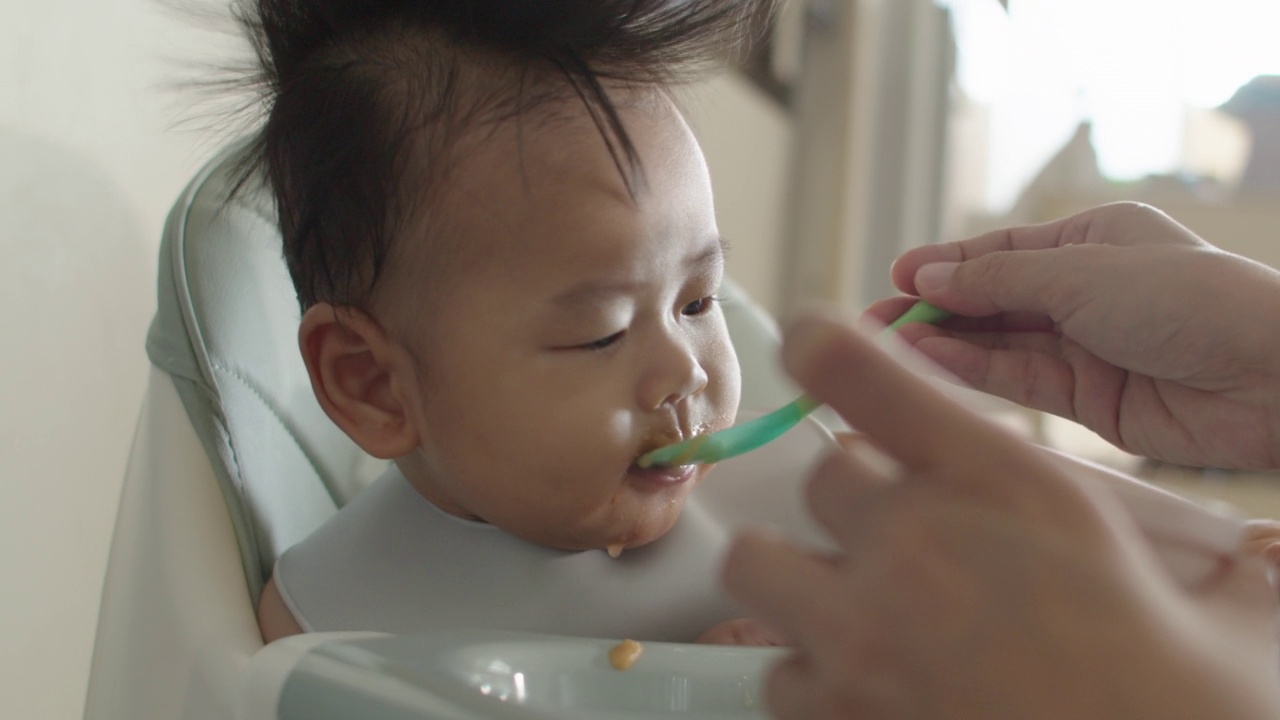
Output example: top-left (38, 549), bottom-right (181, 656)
top-left (145, 142), bottom-right (373, 603)
top-left (85, 140), bottom-right (797, 720)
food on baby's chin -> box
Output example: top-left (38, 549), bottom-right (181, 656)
top-left (608, 639), bottom-right (644, 670)
top-left (607, 543), bottom-right (624, 558)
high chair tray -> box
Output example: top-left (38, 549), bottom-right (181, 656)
top-left (244, 629), bottom-right (782, 719)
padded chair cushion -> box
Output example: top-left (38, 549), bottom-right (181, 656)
top-left (146, 144), bottom-right (371, 601)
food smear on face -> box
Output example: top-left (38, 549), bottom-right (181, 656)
top-left (607, 543), bottom-right (624, 558)
top-left (608, 639), bottom-right (644, 670)
top-left (638, 434), bottom-right (710, 468)
top-left (672, 434), bottom-right (710, 466)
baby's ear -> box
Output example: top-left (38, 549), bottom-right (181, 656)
top-left (299, 303), bottom-right (418, 459)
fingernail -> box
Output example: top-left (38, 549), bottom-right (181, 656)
top-left (915, 262), bottom-right (958, 293)
top-left (1266, 542), bottom-right (1280, 564)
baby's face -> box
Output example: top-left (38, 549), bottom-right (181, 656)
top-left (385, 93), bottom-right (741, 552)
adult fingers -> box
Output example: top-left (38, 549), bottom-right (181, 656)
top-left (721, 531), bottom-right (853, 652)
top-left (783, 313), bottom-right (1034, 480)
top-left (1241, 519), bottom-right (1280, 556)
top-left (1199, 555), bottom-right (1279, 632)
top-left (889, 215), bottom-right (1075, 294)
top-left (870, 319), bottom-right (1121, 425)
top-left (763, 654), bottom-right (822, 720)
top-left (780, 312), bottom-right (1094, 518)
top-left (908, 335), bottom-right (1083, 420)
top-left (803, 446), bottom-right (906, 550)
top-left (889, 202), bottom-right (1202, 296)
top-left (909, 246), bottom-right (1102, 320)
top-left (879, 319), bottom-right (1069, 362)
top-left (863, 298), bottom-right (1055, 335)
top-left (862, 295), bottom-right (922, 327)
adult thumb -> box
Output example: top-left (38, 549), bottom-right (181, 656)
top-left (912, 247), bottom-right (1085, 319)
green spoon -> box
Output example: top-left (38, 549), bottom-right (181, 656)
top-left (636, 299), bottom-right (952, 468)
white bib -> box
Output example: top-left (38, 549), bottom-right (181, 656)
top-left (274, 416), bottom-right (835, 641)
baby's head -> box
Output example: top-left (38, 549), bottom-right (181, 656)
top-left (238, 0), bottom-right (773, 553)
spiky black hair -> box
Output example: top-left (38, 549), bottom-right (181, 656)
top-left (227, 0), bottom-right (776, 309)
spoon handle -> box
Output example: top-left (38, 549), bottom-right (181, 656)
top-left (636, 300), bottom-right (950, 467)
top-left (637, 395), bottom-right (822, 467)
top-left (886, 299), bottom-right (951, 331)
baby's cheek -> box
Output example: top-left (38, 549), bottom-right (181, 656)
top-left (708, 384), bottom-right (740, 439)
top-left (707, 333), bottom-right (741, 421)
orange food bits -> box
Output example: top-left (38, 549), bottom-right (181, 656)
top-left (608, 639), bottom-right (644, 670)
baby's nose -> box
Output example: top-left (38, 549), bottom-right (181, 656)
top-left (639, 335), bottom-right (709, 410)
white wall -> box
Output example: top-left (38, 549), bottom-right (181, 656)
top-left (1, 3), bottom-right (224, 720)
top-left (0, 4), bottom-right (791, 719)
top-left (683, 73), bottom-right (792, 315)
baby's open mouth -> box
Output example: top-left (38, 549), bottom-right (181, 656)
top-left (635, 422), bottom-right (714, 468)
top-left (635, 434), bottom-right (710, 469)
top-left (627, 459), bottom-right (697, 488)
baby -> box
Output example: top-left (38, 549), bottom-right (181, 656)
top-left (237, 0), bottom-right (789, 644)
top-left (237, 0), bottom-right (1280, 647)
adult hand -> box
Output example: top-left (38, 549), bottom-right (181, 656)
top-left (695, 617), bottom-right (787, 647)
top-left (865, 202), bottom-right (1280, 469)
top-left (722, 313), bottom-right (1280, 720)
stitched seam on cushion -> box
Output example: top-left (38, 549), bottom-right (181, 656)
top-left (214, 403), bottom-right (261, 585)
top-left (209, 360), bottom-right (337, 505)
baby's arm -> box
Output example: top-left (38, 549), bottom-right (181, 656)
top-left (258, 576), bottom-right (305, 643)
top-left (696, 618), bottom-right (787, 647)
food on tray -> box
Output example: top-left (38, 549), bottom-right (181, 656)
top-left (608, 639), bottom-right (644, 670)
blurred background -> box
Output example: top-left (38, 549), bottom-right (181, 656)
top-left (4, 0), bottom-right (1280, 717)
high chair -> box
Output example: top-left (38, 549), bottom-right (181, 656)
top-left (82, 142), bottom-right (811, 720)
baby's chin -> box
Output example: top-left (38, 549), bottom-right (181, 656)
top-left (524, 488), bottom-right (690, 555)
top-left (501, 462), bottom-right (713, 553)
top-left (597, 487), bottom-right (696, 554)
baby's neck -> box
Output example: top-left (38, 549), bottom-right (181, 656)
top-left (394, 454), bottom-right (485, 522)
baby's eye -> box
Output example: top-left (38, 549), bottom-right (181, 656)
top-left (579, 330), bottom-right (625, 351)
top-left (681, 295), bottom-right (719, 316)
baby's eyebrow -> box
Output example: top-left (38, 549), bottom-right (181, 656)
top-left (550, 235), bottom-right (727, 308)
top-left (549, 279), bottom-right (641, 309)
top-left (689, 235), bottom-right (729, 269)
